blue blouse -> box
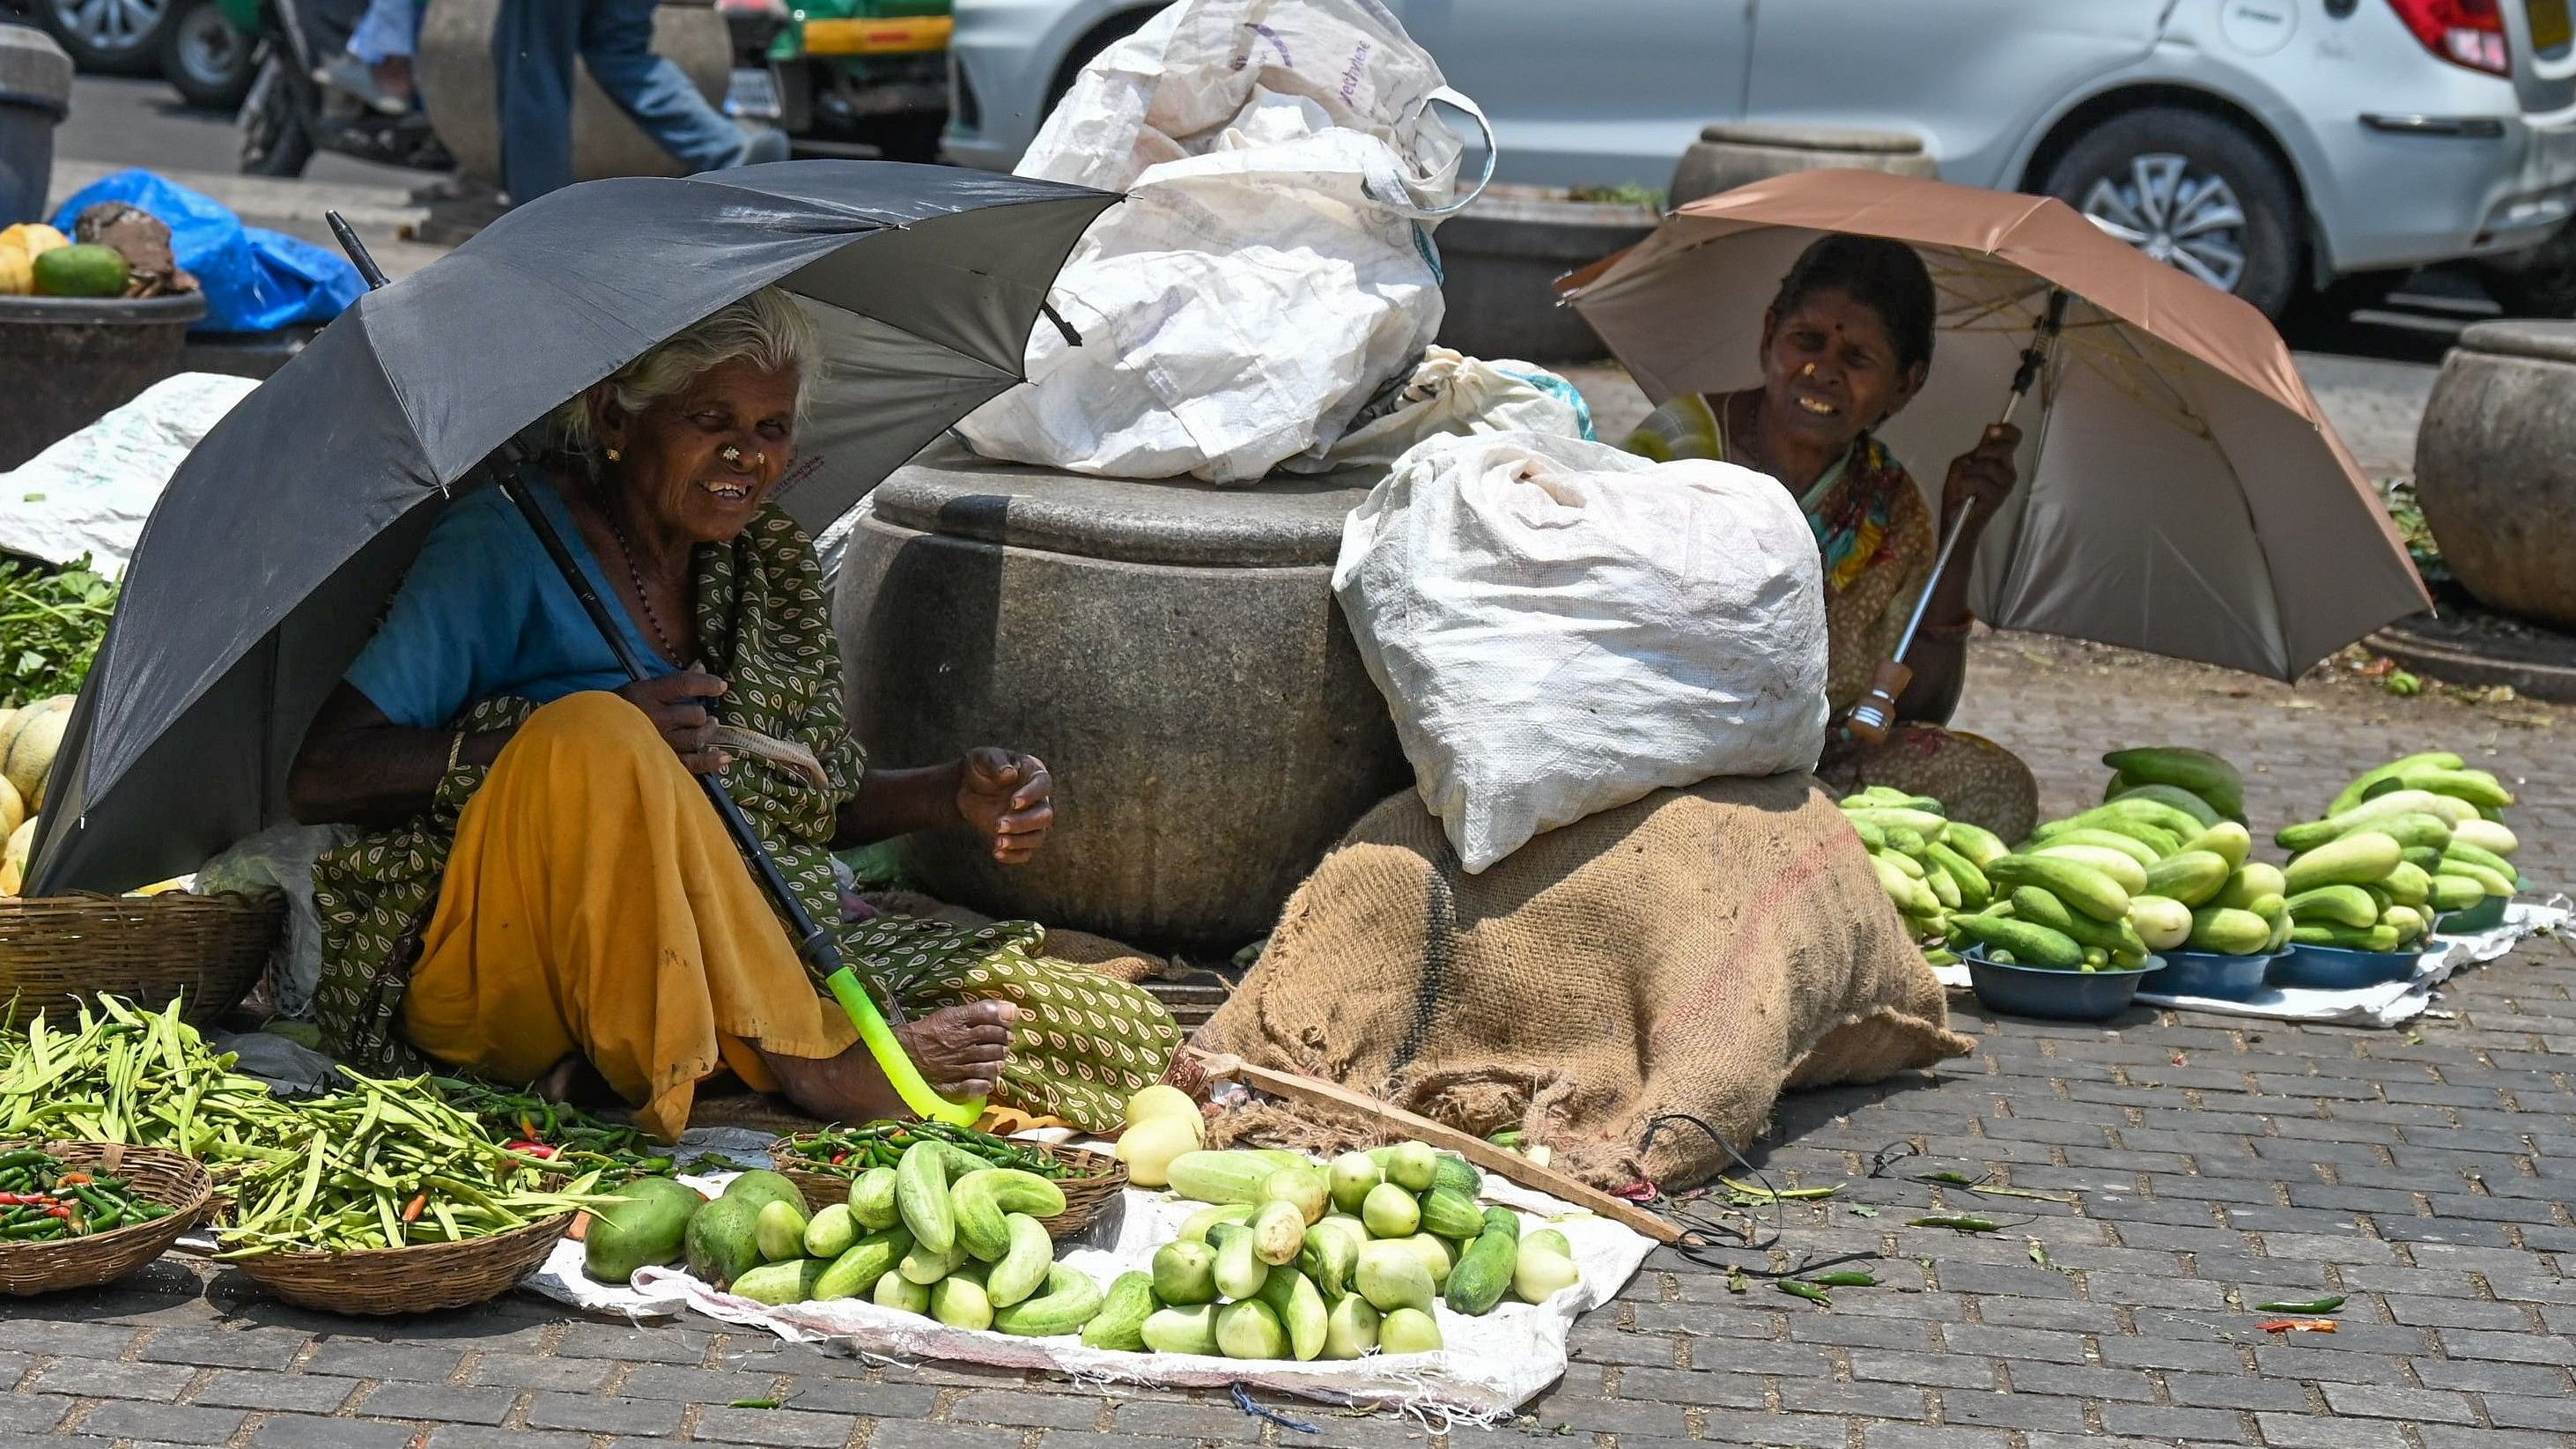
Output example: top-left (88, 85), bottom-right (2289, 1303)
top-left (344, 479), bottom-right (676, 730)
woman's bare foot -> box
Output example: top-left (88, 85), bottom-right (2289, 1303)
top-left (757, 1002), bottom-right (1016, 1122)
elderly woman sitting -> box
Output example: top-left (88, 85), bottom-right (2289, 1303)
top-left (290, 288), bottom-right (1179, 1138)
top-left (1627, 234), bottom-right (2040, 840)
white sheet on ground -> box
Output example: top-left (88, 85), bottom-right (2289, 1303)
top-left (0, 373), bottom-right (260, 578)
top-left (525, 1158), bottom-right (1653, 1422)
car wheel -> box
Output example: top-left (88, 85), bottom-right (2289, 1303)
top-left (2042, 107), bottom-right (2300, 319)
top-left (1044, 9), bottom-right (1155, 114)
top-left (162, 0), bottom-right (252, 111)
top-left (34, 0), bottom-right (176, 75)
top-left (2472, 223), bottom-right (2576, 318)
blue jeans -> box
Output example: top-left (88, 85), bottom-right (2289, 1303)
top-left (492, 0), bottom-right (747, 204)
top-left (349, 0), bottom-right (422, 64)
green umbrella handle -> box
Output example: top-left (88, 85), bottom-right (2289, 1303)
top-left (827, 969), bottom-right (985, 1125)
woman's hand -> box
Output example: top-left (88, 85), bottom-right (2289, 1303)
top-left (616, 669), bottom-right (729, 773)
top-left (1941, 421), bottom-right (2022, 528)
top-left (956, 749), bottom-right (1054, 864)
top-left (895, 1001), bottom-right (1018, 1100)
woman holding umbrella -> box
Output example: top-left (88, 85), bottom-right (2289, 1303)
top-left (1624, 235), bottom-right (2039, 840)
top-left (289, 287), bottom-right (1181, 1140)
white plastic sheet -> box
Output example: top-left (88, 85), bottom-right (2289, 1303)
top-left (0, 373), bottom-right (259, 578)
top-left (525, 1165), bottom-right (1653, 1422)
top-left (1334, 431), bottom-right (1829, 872)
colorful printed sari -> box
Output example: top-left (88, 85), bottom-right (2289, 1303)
top-left (310, 498), bottom-right (1179, 1134)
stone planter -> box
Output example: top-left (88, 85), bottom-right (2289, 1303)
top-left (0, 292), bottom-right (207, 471)
top-left (1433, 184), bottom-right (1657, 365)
top-left (416, 0), bottom-right (730, 191)
top-left (832, 445), bottom-right (1412, 956)
top-left (1669, 122), bottom-right (1938, 210)
top-left (2415, 321), bottom-right (2576, 631)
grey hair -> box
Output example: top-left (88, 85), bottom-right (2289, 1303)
top-left (545, 286), bottom-right (822, 467)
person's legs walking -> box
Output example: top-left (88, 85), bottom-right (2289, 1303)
top-left (491, 0), bottom-right (582, 203)
top-left (577, 0), bottom-right (749, 176)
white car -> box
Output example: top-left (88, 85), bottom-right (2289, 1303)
top-left (943, 0), bottom-right (2576, 318)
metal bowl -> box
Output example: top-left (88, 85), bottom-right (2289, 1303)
top-left (2270, 943), bottom-right (2424, 991)
top-left (2438, 893), bottom-right (2509, 935)
top-left (2148, 949), bottom-right (2282, 1001)
top-left (1962, 948), bottom-right (2163, 1022)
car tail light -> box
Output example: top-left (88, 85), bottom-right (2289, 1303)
top-left (2383, 0), bottom-right (2512, 76)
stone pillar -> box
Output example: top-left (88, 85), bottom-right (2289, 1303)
top-left (2414, 320), bottom-right (2576, 632)
top-left (1668, 123), bottom-right (1939, 210)
top-left (414, 0), bottom-right (732, 191)
top-left (832, 447), bottom-right (1413, 956)
top-left (1433, 185), bottom-right (1657, 365)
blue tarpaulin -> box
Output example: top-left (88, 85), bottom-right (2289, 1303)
top-left (50, 169), bottom-right (364, 334)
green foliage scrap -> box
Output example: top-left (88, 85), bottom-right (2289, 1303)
top-left (0, 555), bottom-right (114, 709)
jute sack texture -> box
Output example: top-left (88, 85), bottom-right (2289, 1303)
top-left (1198, 773), bottom-right (1972, 1191)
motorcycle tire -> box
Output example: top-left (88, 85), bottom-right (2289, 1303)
top-left (238, 57), bottom-right (317, 178)
top-left (163, 0), bottom-right (255, 113)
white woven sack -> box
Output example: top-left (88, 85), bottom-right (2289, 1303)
top-left (1017, 0), bottom-right (1470, 197)
top-left (1334, 431), bottom-right (1830, 872)
top-left (959, 0), bottom-right (1494, 484)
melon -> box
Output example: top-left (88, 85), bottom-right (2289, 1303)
top-left (0, 817), bottom-right (33, 897)
top-left (1, 697), bottom-right (73, 814)
top-left (0, 776), bottom-right (19, 848)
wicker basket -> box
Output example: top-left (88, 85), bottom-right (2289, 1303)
top-left (222, 1209), bottom-right (572, 1315)
top-left (0, 1142), bottom-right (212, 1296)
top-left (0, 891), bottom-right (283, 1031)
top-left (771, 1137), bottom-right (1127, 1242)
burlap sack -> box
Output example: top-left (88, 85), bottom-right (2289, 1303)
top-left (1197, 774), bottom-right (1972, 1192)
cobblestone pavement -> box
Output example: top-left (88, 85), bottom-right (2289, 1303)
top-left (1, 645), bottom-right (2563, 1448)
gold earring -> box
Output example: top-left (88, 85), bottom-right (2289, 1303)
top-left (605, 447), bottom-right (622, 462)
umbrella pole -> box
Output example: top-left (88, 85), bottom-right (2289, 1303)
top-left (1842, 290), bottom-right (2068, 746)
top-left (325, 215), bottom-right (984, 1127)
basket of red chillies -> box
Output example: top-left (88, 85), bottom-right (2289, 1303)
top-left (0, 1141), bottom-right (210, 1295)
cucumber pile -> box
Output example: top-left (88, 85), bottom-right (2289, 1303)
top-left (1839, 787), bottom-right (2008, 955)
top-left (726, 1149), bottom-right (1106, 1334)
top-left (1113, 1135), bottom-right (1577, 1360)
top-left (1845, 743), bottom-right (2535, 975)
top-left (2277, 751), bottom-right (2521, 948)
top-left (1906, 748), bottom-right (2286, 970)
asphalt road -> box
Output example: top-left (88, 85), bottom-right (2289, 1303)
top-left (44, 73), bottom-right (2460, 476)
top-left (54, 73), bottom-right (425, 190)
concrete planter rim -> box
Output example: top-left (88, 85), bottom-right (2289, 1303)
top-left (0, 292), bottom-right (209, 325)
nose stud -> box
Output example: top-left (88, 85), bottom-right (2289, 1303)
top-left (1801, 363), bottom-right (1818, 378)
top-left (720, 445), bottom-right (768, 467)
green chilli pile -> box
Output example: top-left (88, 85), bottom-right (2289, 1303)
top-left (777, 1120), bottom-right (1074, 1179)
top-left (0, 1147), bottom-right (175, 1240)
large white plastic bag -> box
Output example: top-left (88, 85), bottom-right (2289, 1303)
top-left (1335, 432), bottom-right (1830, 873)
top-left (1301, 344), bottom-right (1594, 472)
top-left (1016, 0), bottom-right (1465, 196)
top-left (960, 118), bottom-right (1453, 484)
top-left (956, 0), bottom-right (1493, 484)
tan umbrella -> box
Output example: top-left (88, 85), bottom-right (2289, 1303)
top-left (1557, 169), bottom-right (2428, 682)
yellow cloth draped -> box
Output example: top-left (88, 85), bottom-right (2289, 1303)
top-left (400, 692), bottom-right (858, 1140)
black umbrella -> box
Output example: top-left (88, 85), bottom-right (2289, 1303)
top-left (33, 160), bottom-right (1113, 896)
